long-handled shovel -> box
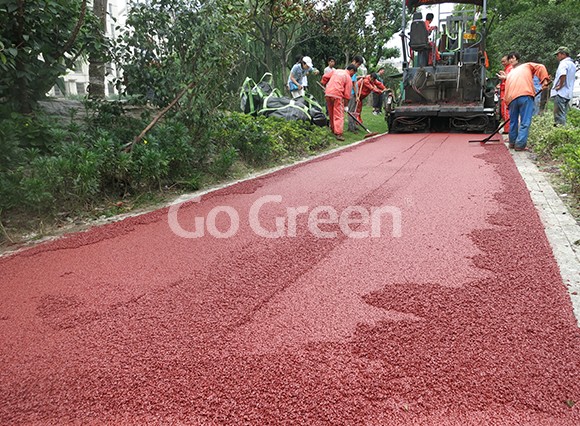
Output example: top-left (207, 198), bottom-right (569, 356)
top-left (346, 110), bottom-right (380, 139)
top-left (468, 118), bottom-right (508, 145)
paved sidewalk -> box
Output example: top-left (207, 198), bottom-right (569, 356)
top-left (511, 148), bottom-right (580, 326)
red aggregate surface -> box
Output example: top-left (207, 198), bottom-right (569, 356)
top-left (0, 133), bottom-right (579, 425)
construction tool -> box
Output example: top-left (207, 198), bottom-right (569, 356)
top-left (346, 110), bottom-right (380, 139)
top-left (469, 87), bottom-right (546, 145)
top-left (468, 118), bottom-right (508, 145)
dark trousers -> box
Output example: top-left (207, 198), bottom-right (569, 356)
top-left (372, 92), bottom-right (385, 111)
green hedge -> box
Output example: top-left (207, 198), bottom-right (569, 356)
top-left (528, 108), bottom-right (580, 193)
top-left (0, 109), bottom-right (332, 217)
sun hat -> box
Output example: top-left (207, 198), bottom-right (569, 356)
top-left (554, 46), bottom-right (570, 55)
top-left (302, 56), bottom-right (313, 68)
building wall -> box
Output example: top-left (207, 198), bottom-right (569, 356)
top-left (48, 0), bottom-right (128, 98)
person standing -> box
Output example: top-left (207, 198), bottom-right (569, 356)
top-left (503, 52), bottom-right (550, 151)
top-left (321, 65), bottom-right (357, 141)
top-left (288, 56), bottom-right (314, 99)
top-left (551, 46), bottom-right (576, 126)
top-left (355, 73), bottom-right (387, 122)
top-left (347, 56), bottom-right (364, 133)
top-left (301, 68), bottom-right (319, 94)
top-left (372, 67), bottom-right (386, 115)
top-left (324, 57), bottom-right (336, 75)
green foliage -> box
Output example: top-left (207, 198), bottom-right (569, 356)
top-left (529, 108), bottom-right (580, 195)
top-left (208, 146), bottom-right (239, 177)
top-left (0, 107), bottom-right (334, 217)
top-left (559, 143), bottom-right (580, 193)
top-left (0, 0), bottom-right (102, 113)
top-left (303, 0), bottom-right (402, 69)
top-left (215, 113), bottom-right (281, 166)
top-left (213, 112), bottom-right (332, 166)
top-left (84, 99), bottom-right (147, 146)
top-left (488, 0), bottom-right (569, 21)
top-left (130, 141), bottom-right (170, 189)
top-left (529, 111), bottom-right (580, 159)
top-left (262, 117), bottom-right (332, 157)
top-left (115, 0), bottom-right (245, 127)
top-left (487, 1), bottom-right (580, 72)
top-left (567, 107), bottom-right (580, 128)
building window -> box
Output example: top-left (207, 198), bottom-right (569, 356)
top-left (107, 83), bottom-right (115, 95)
top-left (76, 82), bottom-right (86, 95)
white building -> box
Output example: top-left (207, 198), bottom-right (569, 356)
top-left (49, 0), bottom-right (128, 98)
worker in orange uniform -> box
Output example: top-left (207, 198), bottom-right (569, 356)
top-left (497, 55), bottom-right (513, 133)
top-left (502, 51), bottom-right (550, 151)
top-left (320, 64), bottom-right (358, 141)
top-left (354, 73), bottom-right (388, 123)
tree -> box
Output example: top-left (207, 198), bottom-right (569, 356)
top-left (305, 0), bottom-right (402, 68)
top-left (487, 0), bottom-right (580, 73)
top-left (0, 0), bottom-right (99, 113)
top-left (487, 0), bottom-right (567, 21)
top-left (115, 0), bottom-right (247, 125)
top-left (243, 0), bottom-right (321, 87)
top-left (89, 0), bottom-right (108, 99)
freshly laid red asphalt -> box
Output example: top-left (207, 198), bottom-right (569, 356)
top-left (1, 133), bottom-right (579, 425)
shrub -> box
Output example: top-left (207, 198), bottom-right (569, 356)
top-left (568, 108), bottom-right (580, 128)
top-left (208, 146), bottom-right (238, 177)
top-left (558, 144), bottom-right (580, 193)
top-left (84, 99), bottom-right (148, 146)
top-left (215, 113), bottom-right (279, 166)
top-left (528, 113), bottom-right (580, 159)
top-left (0, 107), bottom-right (335, 221)
top-left (529, 107), bottom-right (580, 194)
top-left (129, 141), bottom-right (170, 190)
top-left (23, 142), bottom-right (102, 211)
top-left (150, 120), bottom-right (198, 180)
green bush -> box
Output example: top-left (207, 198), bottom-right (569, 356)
top-left (84, 100), bottom-right (148, 146)
top-left (528, 112), bottom-right (580, 159)
top-left (0, 112), bottom-right (57, 158)
top-left (215, 112), bottom-right (332, 166)
top-left (208, 146), bottom-right (238, 177)
top-left (0, 107), bottom-right (335, 220)
top-left (567, 108), bottom-right (580, 128)
top-left (129, 141), bottom-right (170, 190)
top-left (214, 113), bottom-right (280, 166)
top-left (151, 121), bottom-right (197, 180)
top-left (529, 107), bottom-right (580, 194)
top-left (24, 142), bottom-right (102, 211)
top-left (558, 144), bottom-right (580, 193)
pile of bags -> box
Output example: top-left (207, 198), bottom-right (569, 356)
top-left (240, 73), bottom-right (327, 127)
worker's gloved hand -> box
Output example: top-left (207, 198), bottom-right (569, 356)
top-left (344, 106), bottom-right (349, 112)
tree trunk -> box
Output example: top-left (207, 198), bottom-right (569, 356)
top-left (89, 0), bottom-right (107, 99)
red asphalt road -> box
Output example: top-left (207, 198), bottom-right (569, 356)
top-left (1, 133), bottom-right (579, 425)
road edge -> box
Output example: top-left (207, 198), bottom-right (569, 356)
top-left (510, 147), bottom-right (580, 327)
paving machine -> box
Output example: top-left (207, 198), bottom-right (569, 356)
top-left (388, 0), bottom-right (498, 133)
